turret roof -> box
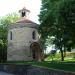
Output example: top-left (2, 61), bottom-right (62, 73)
top-left (16, 17), bottom-right (37, 24)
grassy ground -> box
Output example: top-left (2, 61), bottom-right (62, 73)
top-left (45, 52), bottom-right (75, 62)
top-left (2, 61), bottom-right (75, 72)
top-left (0, 52), bottom-right (75, 72)
top-left (31, 61), bottom-right (75, 72)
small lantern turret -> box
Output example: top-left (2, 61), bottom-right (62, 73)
top-left (19, 7), bottom-right (30, 18)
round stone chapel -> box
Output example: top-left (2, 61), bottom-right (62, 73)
top-left (7, 7), bottom-right (42, 61)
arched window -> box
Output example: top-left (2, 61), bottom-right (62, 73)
top-left (10, 31), bottom-right (12, 40)
top-left (32, 31), bottom-right (36, 40)
top-left (22, 11), bottom-right (26, 17)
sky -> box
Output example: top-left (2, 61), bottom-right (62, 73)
top-left (0, 0), bottom-right (41, 23)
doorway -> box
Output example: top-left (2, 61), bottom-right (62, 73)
top-left (30, 42), bottom-right (41, 61)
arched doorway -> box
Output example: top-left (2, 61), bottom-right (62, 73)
top-left (30, 42), bottom-right (42, 61)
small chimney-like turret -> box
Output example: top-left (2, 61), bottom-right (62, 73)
top-left (19, 7), bottom-right (30, 18)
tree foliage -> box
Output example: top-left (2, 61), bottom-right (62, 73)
top-left (39, 0), bottom-right (75, 61)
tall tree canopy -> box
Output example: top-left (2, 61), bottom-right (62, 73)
top-left (39, 0), bottom-right (75, 61)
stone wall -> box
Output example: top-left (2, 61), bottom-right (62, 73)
top-left (0, 64), bottom-right (75, 75)
top-left (7, 26), bottom-right (39, 61)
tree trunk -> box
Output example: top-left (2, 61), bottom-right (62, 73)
top-left (64, 48), bottom-right (66, 57)
top-left (60, 46), bottom-right (64, 61)
top-left (60, 50), bottom-right (64, 61)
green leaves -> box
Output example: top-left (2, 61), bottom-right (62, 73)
top-left (39, 0), bottom-right (75, 48)
top-left (39, 0), bottom-right (75, 61)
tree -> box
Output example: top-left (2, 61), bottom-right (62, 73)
top-left (0, 13), bottom-right (19, 62)
top-left (39, 0), bottom-right (64, 61)
top-left (39, 0), bottom-right (75, 61)
top-left (56, 0), bottom-right (75, 60)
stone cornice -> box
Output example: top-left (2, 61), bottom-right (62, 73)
top-left (8, 23), bottom-right (39, 29)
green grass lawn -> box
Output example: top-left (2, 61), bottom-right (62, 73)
top-left (45, 52), bottom-right (75, 62)
top-left (32, 61), bottom-right (75, 72)
top-left (39, 52), bottom-right (75, 72)
top-left (0, 52), bottom-right (75, 72)
top-left (3, 61), bottom-right (75, 72)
